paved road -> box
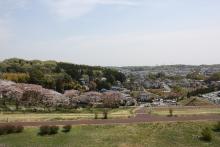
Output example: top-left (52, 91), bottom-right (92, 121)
top-left (1, 107), bottom-right (220, 127)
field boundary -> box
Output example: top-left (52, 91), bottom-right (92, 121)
top-left (1, 107), bottom-right (220, 127)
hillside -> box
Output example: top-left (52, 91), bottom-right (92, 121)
top-left (179, 97), bottom-right (214, 106)
top-left (116, 64), bottom-right (220, 76)
top-left (0, 58), bottom-right (126, 93)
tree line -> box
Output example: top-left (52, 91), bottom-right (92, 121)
top-left (0, 58), bottom-right (126, 93)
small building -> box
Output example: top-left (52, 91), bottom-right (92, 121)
top-left (139, 93), bottom-right (149, 102)
top-left (111, 86), bottom-right (121, 91)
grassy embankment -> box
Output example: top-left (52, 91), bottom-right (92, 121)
top-left (148, 97), bottom-right (220, 116)
top-left (148, 107), bottom-right (220, 116)
top-left (0, 122), bottom-right (220, 147)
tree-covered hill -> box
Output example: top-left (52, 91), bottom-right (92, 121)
top-left (0, 58), bottom-right (126, 93)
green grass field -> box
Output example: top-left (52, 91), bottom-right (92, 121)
top-left (0, 122), bottom-right (220, 147)
top-left (148, 107), bottom-right (220, 116)
top-left (0, 108), bottom-right (135, 122)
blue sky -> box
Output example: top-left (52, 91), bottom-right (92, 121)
top-left (0, 0), bottom-right (220, 66)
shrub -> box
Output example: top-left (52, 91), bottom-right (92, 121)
top-left (15, 125), bottom-right (24, 133)
top-left (213, 121), bottom-right (220, 132)
top-left (39, 125), bottom-right (50, 135)
top-left (62, 125), bottom-right (72, 133)
top-left (39, 125), bottom-right (59, 135)
top-left (94, 112), bottom-right (98, 119)
top-left (49, 126), bottom-right (59, 135)
top-left (0, 126), bottom-right (5, 135)
top-left (169, 108), bottom-right (173, 117)
top-left (4, 125), bottom-right (16, 134)
top-left (0, 125), bottom-right (23, 135)
top-left (201, 127), bottom-right (212, 142)
top-left (103, 109), bottom-right (108, 119)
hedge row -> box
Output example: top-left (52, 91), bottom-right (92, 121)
top-left (39, 125), bottom-right (72, 135)
top-left (0, 125), bottom-right (24, 135)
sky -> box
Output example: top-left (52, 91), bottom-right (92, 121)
top-left (0, 0), bottom-right (220, 66)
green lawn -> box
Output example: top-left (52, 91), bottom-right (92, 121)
top-left (149, 107), bottom-right (220, 116)
top-left (0, 108), bottom-right (135, 122)
top-left (0, 122), bottom-right (220, 147)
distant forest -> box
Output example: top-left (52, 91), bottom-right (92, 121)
top-left (0, 58), bottom-right (126, 93)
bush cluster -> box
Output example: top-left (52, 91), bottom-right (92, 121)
top-left (0, 125), bottom-right (24, 135)
top-left (103, 109), bottom-right (108, 119)
top-left (62, 125), bottom-right (72, 133)
top-left (94, 112), bottom-right (98, 119)
top-left (39, 125), bottom-right (72, 135)
top-left (39, 125), bottom-right (59, 135)
top-left (214, 121), bottom-right (220, 132)
top-left (201, 127), bottom-right (212, 142)
top-left (168, 108), bottom-right (173, 117)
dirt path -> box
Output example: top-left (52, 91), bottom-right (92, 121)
top-left (1, 107), bottom-right (220, 127)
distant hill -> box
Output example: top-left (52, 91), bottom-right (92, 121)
top-left (115, 64), bottom-right (220, 76)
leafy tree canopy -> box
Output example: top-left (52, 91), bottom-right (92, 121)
top-left (0, 58), bottom-right (126, 92)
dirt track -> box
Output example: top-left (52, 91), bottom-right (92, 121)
top-left (1, 107), bottom-right (220, 127)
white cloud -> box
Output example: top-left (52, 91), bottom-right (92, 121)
top-left (44, 0), bottom-right (139, 20)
